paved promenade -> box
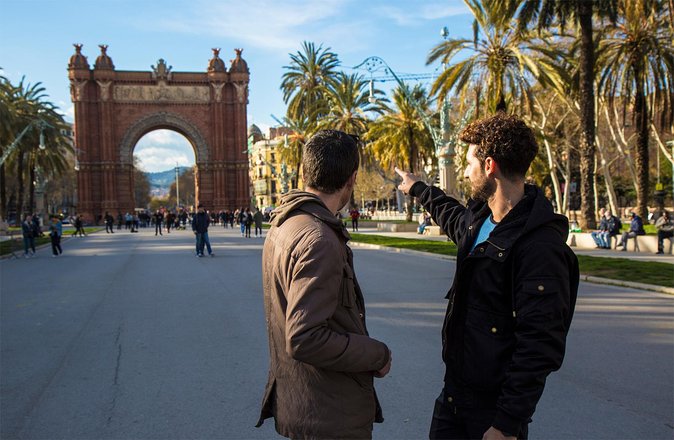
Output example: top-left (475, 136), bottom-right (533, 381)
top-left (1, 226), bottom-right (672, 439)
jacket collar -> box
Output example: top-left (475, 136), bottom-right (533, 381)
top-left (467, 184), bottom-right (569, 254)
top-left (271, 190), bottom-right (351, 242)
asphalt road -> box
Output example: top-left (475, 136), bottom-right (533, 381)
top-left (1, 226), bottom-right (672, 439)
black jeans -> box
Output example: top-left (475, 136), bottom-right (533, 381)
top-left (429, 389), bottom-right (528, 440)
top-left (50, 234), bottom-right (62, 255)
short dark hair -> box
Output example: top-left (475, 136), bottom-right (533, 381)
top-left (459, 113), bottom-right (538, 179)
top-left (302, 130), bottom-right (359, 193)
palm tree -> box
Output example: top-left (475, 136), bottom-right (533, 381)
top-left (516, 0), bottom-right (618, 229)
top-left (319, 72), bottom-right (388, 170)
top-left (0, 75), bottom-right (16, 220)
top-left (597, 0), bottom-right (674, 219)
top-left (366, 84), bottom-right (435, 221)
top-left (280, 41), bottom-right (340, 123)
top-left (0, 77), bottom-right (72, 220)
top-left (319, 72), bottom-right (385, 135)
top-left (426, 0), bottom-right (563, 116)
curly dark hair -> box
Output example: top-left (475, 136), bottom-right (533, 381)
top-left (302, 130), bottom-right (359, 193)
top-left (459, 113), bottom-right (538, 179)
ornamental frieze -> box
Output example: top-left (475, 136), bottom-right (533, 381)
top-left (113, 84), bottom-right (210, 103)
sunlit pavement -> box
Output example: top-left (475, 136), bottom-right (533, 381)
top-left (1, 226), bottom-right (672, 439)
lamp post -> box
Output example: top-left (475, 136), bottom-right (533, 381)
top-left (438, 26), bottom-right (457, 197)
top-left (354, 48), bottom-right (460, 197)
top-left (0, 119), bottom-right (48, 166)
top-left (175, 163), bottom-right (180, 209)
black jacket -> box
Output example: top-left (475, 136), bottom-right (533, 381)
top-left (411, 182), bottom-right (579, 435)
top-left (192, 212), bottom-right (210, 233)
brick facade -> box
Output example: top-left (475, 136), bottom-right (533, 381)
top-left (68, 45), bottom-right (250, 222)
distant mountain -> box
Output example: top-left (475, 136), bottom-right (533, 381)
top-left (145, 167), bottom-right (191, 190)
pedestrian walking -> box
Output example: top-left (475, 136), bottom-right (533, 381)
top-left (349, 207), bottom-right (360, 231)
top-left (72, 215), bottom-right (86, 236)
top-left (104, 212), bottom-right (115, 233)
top-left (396, 113), bottom-right (579, 440)
top-left (244, 207), bottom-right (253, 238)
top-left (21, 214), bottom-right (36, 258)
top-left (153, 210), bottom-right (163, 236)
top-left (48, 215), bottom-right (63, 257)
top-left (253, 208), bottom-right (264, 237)
top-left (192, 205), bottom-right (213, 257)
top-left (166, 211), bottom-right (174, 234)
top-left (237, 208), bottom-right (246, 236)
top-left (257, 130), bottom-right (391, 439)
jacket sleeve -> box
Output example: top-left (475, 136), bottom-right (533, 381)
top-left (284, 237), bottom-right (389, 373)
top-left (410, 181), bottom-right (468, 244)
top-left (492, 237), bottom-right (578, 435)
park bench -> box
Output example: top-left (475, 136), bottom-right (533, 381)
top-left (423, 225), bottom-right (444, 236)
top-left (567, 232), bottom-right (673, 255)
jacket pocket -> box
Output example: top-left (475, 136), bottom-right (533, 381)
top-left (341, 265), bottom-right (356, 309)
top-left (517, 277), bottom-right (563, 323)
top-left (462, 307), bottom-right (515, 391)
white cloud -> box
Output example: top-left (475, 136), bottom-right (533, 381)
top-left (134, 131), bottom-right (195, 172)
top-left (139, 0), bottom-right (367, 52)
top-left (377, 2), bottom-right (469, 26)
top-left (134, 147), bottom-right (193, 173)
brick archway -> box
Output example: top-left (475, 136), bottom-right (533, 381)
top-left (118, 112), bottom-right (209, 165)
top-left (68, 45), bottom-right (250, 222)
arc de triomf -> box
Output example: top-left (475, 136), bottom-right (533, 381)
top-left (67, 44), bottom-right (250, 222)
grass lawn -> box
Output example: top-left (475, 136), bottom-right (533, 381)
top-left (350, 233), bottom-right (673, 288)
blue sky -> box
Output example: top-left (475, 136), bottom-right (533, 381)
top-left (1, 0), bottom-right (473, 172)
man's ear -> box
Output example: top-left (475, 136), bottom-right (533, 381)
top-left (484, 157), bottom-right (498, 177)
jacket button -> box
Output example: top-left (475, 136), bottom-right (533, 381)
top-left (491, 327), bottom-right (498, 333)
top-left (359, 313), bottom-right (364, 319)
top-left (479, 248), bottom-right (485, 253)
top-left (447, 396), bottom-right (453, 403)
top-left (538, 285), bottom-right (545, 292)
top-left (498, 252), bottom-right (503, 257)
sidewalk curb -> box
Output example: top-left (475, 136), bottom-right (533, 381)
top-left (579, 275), bottom-right (674, 295)
top-left (350, 241), bottom-right (457, 261)
top-left (350, 241), bottom-right (674, 295)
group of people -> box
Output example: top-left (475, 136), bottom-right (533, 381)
top-left (257, 118), bottom-right (579, 440)
top-left (20, 213), bottom-right (65, 258)
top-left (591, 208), bottom-right (674, 254)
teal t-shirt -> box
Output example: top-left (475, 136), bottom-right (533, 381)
top-left (471, 215), bottom-right (498, 251)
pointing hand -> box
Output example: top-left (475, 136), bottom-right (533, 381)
top-left (395, 167), bottom-right (420, 195)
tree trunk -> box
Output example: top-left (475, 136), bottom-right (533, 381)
top-left (577, 2), bottom-right (597, 230)
top-left (15, 152), bottom-right (25, 218)
top-left (406, 132), bottom-right (417, 222)
top-left (595, 135), bottom-right (619, 216)
top-left (0, 163), bottom-right (5, 221)
top-left (29, 166), bottom-right (36, 215)
top-left (634, 77), bottom-right (650, 220)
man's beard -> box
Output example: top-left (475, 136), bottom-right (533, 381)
top-left (470, 173), bottom-right (496, 202)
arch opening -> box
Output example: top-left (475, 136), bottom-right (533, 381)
top-left (133, 129), bottom-right (196, 210)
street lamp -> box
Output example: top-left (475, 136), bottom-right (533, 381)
top-left (354, 52), bottom-right (461, 197)
top-left (0, 119), bottom-right (49, 166)
top-left (175, 163), bottom-right (180, 208)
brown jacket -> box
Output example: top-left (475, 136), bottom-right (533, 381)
top-left (257, 190), bottom-right (390, 439)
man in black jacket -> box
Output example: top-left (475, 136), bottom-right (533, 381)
top-left (396, 113), bottom-right (578, 440)
top-left (192, 205), bottom-right (213, 257)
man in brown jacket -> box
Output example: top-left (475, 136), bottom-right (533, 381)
top-left (256, 130), bottom-right (392, 439)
